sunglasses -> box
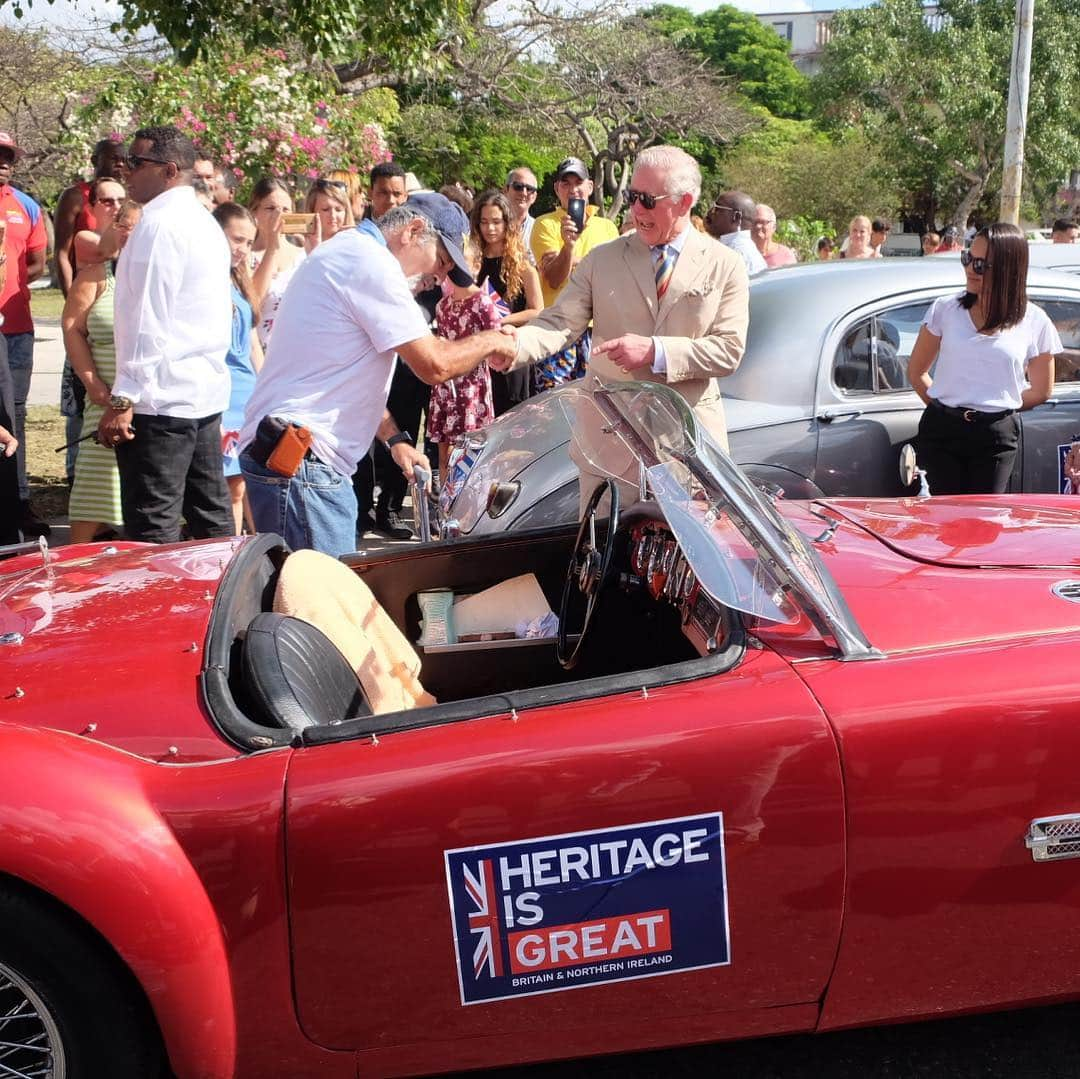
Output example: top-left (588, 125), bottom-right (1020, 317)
top-left (313, 178), bottom-right (348, 191)
top-left (960, 250), bottom-right (991, 275)
top-left (626, 190), bottom-right (680, 210)
top-left (128, 153), bottom-right (170, 169)
top-left (509, 181), bottom-right (537, 194)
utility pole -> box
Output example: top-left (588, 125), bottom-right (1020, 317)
top-left (1000, 0), bottom-right (1034, 224)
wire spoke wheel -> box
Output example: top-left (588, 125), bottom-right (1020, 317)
top-left (0, 961), bottom-right (64, 1079)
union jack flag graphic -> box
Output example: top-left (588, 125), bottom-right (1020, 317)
top-left (462, 859), bottom-right (504, 979)
top-left (482, 279), bottom-right (512, 320)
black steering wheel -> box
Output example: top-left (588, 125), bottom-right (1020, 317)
top-left (558, 479), bottom-right (620, 670)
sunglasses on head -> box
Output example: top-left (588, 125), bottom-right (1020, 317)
top-left (626, 189), bottom-right (679, 210)
top-left (960, 250), bottom-right (991, 275)
top-left (509, 181), bottom-right (537, 194)
top-left (313, 178), bottom-right (348, 191)
top-left (128, 153), bottom-right (169, 169)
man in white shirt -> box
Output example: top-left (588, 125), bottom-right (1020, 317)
top-left (98, 125), bottom-right (234, 543)
top-left (505, 167), bottom-right (538, 253)
top-left (704, 190), bottom-right (768, 277)
top-left (239, 193), bottom-right (517, 557)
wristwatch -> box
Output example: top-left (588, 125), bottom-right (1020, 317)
top-left (385, 430), bottom-right (413, 449)
top-left (108, 394), bottom-right (134, 411)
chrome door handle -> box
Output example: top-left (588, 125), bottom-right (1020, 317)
top-left (818, 409), bottom-right (864, 423)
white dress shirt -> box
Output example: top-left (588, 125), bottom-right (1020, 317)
top-left (112, 185), bottom-right (232, 417)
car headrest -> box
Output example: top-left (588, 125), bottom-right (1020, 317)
top-left (242, 612), bottom-right (370, 732)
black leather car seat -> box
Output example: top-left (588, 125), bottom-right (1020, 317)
top-left (242, 613), bottom-right (371, 732)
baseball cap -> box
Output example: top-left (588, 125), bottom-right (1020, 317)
top-left (0, 132), bottom-right (24, 160)
top-left (555, 157), bottom-right (589, 181)
top-left (407, 191), bottom-right (473, 286)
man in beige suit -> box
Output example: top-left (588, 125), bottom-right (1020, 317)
top-left (494, 146), bottom-right (749, 465)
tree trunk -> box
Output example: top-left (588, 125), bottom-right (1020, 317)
top-left (952, 172), bottom-right (988, 230)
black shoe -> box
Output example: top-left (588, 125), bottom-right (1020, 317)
top-left (374, 509), bottom-right (414, 541)
top-left (18, 502), bottom-right (51, 538)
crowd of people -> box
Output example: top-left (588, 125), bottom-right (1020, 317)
top-left (0, 123), bottom-right (1076, 551)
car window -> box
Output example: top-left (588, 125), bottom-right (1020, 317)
top-left (833, 301), bottom-right (930, 395)
top-left (1030, 298), bottom-right (1080, 389)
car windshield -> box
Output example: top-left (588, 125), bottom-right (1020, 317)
top-left (560, 381), bottom-right (876, 656)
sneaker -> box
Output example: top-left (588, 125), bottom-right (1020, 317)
top-left (374, 509), bottom-right (414, 541)
top-left (18, 502), bottom-right (51, 538)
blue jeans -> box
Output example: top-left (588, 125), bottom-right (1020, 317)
top-left (240, 449), bottom-right (357, 558)
top-left (5, 332), bottom-right (33, 501)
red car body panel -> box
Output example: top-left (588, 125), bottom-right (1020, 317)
top-left (1, 487), bottom-right (1079, 1077)
top-left (286, 651), bottom-right (845, 1065)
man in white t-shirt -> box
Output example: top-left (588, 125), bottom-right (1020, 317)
top-left (239, 193), bottom-right (515, 557)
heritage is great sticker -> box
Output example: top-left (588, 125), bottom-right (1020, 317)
top-left (444, 813), bottom-right (729, 1005)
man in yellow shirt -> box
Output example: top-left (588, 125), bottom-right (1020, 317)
top-left (530, 157), bottom-right (618, 389)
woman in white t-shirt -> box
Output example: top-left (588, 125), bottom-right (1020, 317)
top-left (907, 222), bottom-right (1062, 494)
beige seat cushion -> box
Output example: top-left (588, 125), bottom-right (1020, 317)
top-left (273, 549), bottom-right (435, 715)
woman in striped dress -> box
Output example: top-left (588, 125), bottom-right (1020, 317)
top-left (61, 200), bottom-right (141, 543)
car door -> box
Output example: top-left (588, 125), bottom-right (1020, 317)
top-left (283, 652), bottom-right (844, 1072)
top-left (1016, 294), bottom-right (1080, 493)
top-left (814, 299), bottom-right (933, 495)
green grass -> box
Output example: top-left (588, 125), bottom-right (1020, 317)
top-left (30, 287), bottom-right (64, 320)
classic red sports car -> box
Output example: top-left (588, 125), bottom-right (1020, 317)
top-left (3, 381), bottom-right (1080, 1079)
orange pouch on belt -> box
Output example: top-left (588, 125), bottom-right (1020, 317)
top-left (266, 423), bottom-right (313, 477)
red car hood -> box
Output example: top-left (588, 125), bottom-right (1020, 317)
top-left (0, 537), bottom-right (247, 762)
top-left (819, 496), bottom-right (1080, 568)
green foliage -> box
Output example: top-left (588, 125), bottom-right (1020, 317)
top-left (812, 0), bottom-right (1080, 224)
top-left (644, 3), bottom-right (811, 119)
top-left (4, 0), bottom-right (469, 65)
top-left (721, 118), bottom-right (901, 232)
top-left (63, 48), bottom-right (397, 195)
top-left (775, 216), bottom-right (834, 261)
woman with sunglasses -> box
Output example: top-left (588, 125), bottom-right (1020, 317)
top-left (248, 177), bottom-right (305, 351)
top-left (469, 190), bottom-right (544, 415)
top-left (303, 177), bottom-right (354, 253)
top-left (71, 177), bottom-right (126, 267)
top-left (907, 222), bottom-right (1062, 494)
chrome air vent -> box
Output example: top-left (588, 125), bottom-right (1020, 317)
top-left (1050, 580), bottom-right (1080, 603)
top-left (1026, 815), bottom-right (1080, 862)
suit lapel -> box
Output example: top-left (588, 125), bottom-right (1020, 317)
top-left (655, 227), bottom-right (706, 333)
top-left (623, 235), bottom-right (661, 320)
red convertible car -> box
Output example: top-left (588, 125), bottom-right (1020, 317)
top-left (2, 381), bottom-right (1080, 1079)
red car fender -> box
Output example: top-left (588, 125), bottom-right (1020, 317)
top-left (0, 726), bottom-right (235, 1079)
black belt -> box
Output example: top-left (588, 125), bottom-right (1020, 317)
top-left (929, 398), bottom-right (1014, 424)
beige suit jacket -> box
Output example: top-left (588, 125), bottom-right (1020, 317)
top-left (512, 225), bottom-right (749, 449)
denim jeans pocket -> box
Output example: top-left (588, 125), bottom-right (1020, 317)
top-left (301, 460), bottom-right (345, 489)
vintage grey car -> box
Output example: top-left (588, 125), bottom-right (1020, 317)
top-left (435, 258), bottom-right (1080, 537)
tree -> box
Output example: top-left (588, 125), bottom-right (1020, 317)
top-left (813, 0), bottom-right (1080, 227)
top-left (644, 4), bottom-right (811, 119)
top-left (431, 10), bottom-right (753, 217)
top-left (2, 0), bottom-right (467, 65)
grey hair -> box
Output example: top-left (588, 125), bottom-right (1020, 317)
top-left (505, 166), bottom-right (537, 186)
top-left (632, 145), bottom-right (701, 206)
top-left (376, 205), bottom-right (438, 245)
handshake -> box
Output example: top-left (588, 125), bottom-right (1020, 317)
top-left (484, 324), bottom-right (518, 373)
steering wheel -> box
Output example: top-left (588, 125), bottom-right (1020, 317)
top-left (558, 479), bottom-right (620, 670)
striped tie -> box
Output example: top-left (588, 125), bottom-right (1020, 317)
top-left (653, 244), bottom-right (675, 299)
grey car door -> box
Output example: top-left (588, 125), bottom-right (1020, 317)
top-left (1017, 297), bottom-right (1080, 493)
top-left (816, 300), bottom-right (931, 496)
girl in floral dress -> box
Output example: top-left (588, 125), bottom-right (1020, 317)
top-left (428, 275), bottom-right (500, 479)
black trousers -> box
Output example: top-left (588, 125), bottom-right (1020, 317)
top-left (491, 368), bottom-right (531, 417)
top-left (0, 334), bottom-right (19, 544)
top-left (353, 362), bottom-right (431, 517)
top-left (917, 401), bottom-right (1019, 495)
top-left (115, 412), bottom-right (234, 544)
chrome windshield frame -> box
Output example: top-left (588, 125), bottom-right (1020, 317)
top-left (589, 381), bottom-right (882, 661)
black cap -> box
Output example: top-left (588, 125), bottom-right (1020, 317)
top-left (555, 157), bottom-right (589, 181)
top-left (406, 192), bottom-right (473, 286)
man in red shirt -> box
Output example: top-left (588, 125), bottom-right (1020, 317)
top-left (0, 132), bottom-right (47, 534)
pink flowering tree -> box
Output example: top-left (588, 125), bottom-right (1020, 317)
top-left (62, 48), bottom-right (396, 193)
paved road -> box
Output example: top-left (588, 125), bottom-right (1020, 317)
top-left (461, 1001), bottom-right (1079, 1078)
top-left (28, 316), bottom-right (64, 407)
